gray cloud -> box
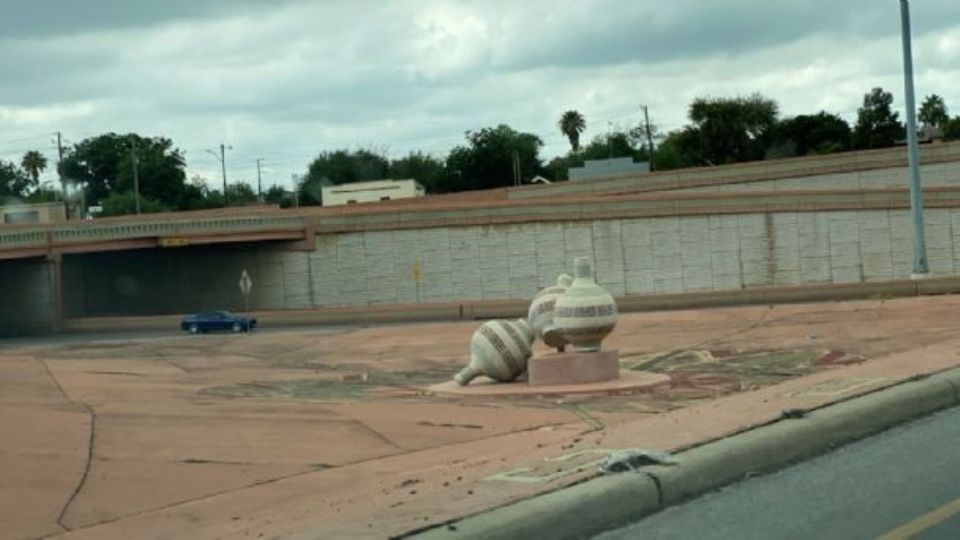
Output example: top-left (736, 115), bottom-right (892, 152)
top-left (0, 0), bottom-right (282, 39)
top-left (1, 0), bottom-right (958, 190)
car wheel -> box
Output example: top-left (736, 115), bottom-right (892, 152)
top-left (232, 322), bottom-right (242, 333)
top-left (189, 324), bottom-right (199, 334)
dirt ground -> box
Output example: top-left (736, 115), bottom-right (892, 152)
top-left (4, 294), bottom-right (960, 539)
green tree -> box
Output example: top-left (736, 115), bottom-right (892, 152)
top-left (768, 112), bottom-right (851, 158)
top-left (942, 117), bottom-right (960, 141)
top-left (558, 110), bottom-right (586, 153)
top-left (100, 191), bottom-right (170, 216)
top-left (0, 160), bottom-right (32, 200)
top-left (264, 184), bottom-right (297, 208)
top-left (580, 131), bottom-right (645, 162)
top-left (20, 150), bottom-right (47, 189)
top-left (853, 87), bottom-right (904, 149)
top-left (685, 93), bottom-right (779, 165)
top-left (388, 151), bottom-right (447, 193)
top-left (653, 128), bottom-right (701, 170)
top-left (26, 183), bottom-right (59, 203)
top-left (544, 155), bottom-right (574, 181)
top-left (60, 133), bottom-right (194, 213)
top-left (919, 94), bottom-right (949, 129)
top-left (445, 124), bottom-right (544, 192)
top-left (544, 129), bottom-right (654, 180)
top-left (225, 182), bottom-right (259, 206)
top-left (298, 148), bottom-right (389, 205)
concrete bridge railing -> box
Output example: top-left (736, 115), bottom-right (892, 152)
top-left (0, 230), bottom-right (48, 248)
top-left (0, 215), bottom-right (307, 250)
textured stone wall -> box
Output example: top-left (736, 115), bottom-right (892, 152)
top-left (301, 207), bottom-right (960, 308)
top-left (52, 207), bottom-right (960, 318)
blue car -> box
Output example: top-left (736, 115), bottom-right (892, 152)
top-left (181, 311), bottom-right (257, 334)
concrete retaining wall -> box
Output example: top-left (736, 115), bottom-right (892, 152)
top-left (303, 208), bottom-right (959, 307)
top-left (509, 141), bottom-right (960, 199)
top-left (675, 162), bottom-right (958, 194)
top-left (54, 207), bottom-right (960, 318)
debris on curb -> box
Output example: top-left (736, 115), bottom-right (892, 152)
top-left (599, 449), bottom-right (678, 474)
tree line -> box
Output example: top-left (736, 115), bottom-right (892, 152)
top-left (3, 87), bottom-right (959, 216)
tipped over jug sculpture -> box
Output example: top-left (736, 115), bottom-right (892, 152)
top-left (527, 273), bottom-right (573, 351)
top-left (553, 257), bottom-right (618, 351)
top-left (454, 319), bottom-right (535, 386)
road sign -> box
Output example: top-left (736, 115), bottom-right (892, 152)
top-left (411, 262), bottom-right (422, 283)
top-left (159, 237), bottom-right (190, 248)
top-left (239, 270), bottom-right (252, 313)
top-left (239, 270), bottom-right (253, 295)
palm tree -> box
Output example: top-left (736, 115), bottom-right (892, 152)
top-left (20, 150), bottom-right (47, 188)
top-left (559, 110), bottom-right (586, 153)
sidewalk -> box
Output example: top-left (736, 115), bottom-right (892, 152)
top-left (3, 295), bottom-right (960, 539)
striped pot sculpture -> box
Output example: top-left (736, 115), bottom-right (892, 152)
top-left (454, 319), bottom-right (534, 386)
top-left (553, 257), bottom-right (618, 352)
top-left (527, 273), bottom-right (573, 351)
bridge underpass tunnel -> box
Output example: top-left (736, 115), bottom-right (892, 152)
top-left (62, 243), bottom-right (310, 319)
top-left (0, 257), bottom-right (58, 336)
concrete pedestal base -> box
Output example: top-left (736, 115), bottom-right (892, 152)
top-left (528, 349), bottom-right (620, 386)
top-left (426, 370), bottom-right (669, 398)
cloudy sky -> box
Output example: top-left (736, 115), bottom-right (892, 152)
top-left (1, 0), bottom-right (959, 190)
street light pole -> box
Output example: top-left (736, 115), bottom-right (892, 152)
top-left (206, 144), bottom-right (231, 206)
top-left (900, 0), bottom-right (928, 277)
top-left (255, 158), bottom-right (264, 202)
top-left (219, 143), bottom-right (228, 203)
top-left (130, 140), bottom-right (140, 214)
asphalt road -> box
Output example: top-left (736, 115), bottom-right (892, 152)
top-left (598, 405), bottom-right (960, 540)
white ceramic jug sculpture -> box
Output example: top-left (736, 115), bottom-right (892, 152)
top-left (553, 257), bottom-right (618, 352)
top-left (527, 273), bottom-right (573, 351)
top-left (454, 319), bottom-right (534, 386)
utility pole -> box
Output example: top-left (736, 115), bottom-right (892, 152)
top-left (512, 149), bottom-right (521, 186)
top-left (900, 0), bottom-right (928, 277)
top-left (206, 144), bottom-right (231, 206)
top-left (642, 105), bottom-right (655, 171)
top-left (220, 143), bottom-right (228, 202)
top-left (56, 131), bottom-right (64, 204)
top-left (255, 158), bottom-right (264, 202)
top-left (607, 121), bottom-right (613, 164)
top-left (130, 140), bottom-right (141, 214)
top-left (291, 173), bottom-right (300, 208)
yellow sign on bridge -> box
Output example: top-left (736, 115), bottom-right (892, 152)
top-left (159, 237), bottom-right (190, 248)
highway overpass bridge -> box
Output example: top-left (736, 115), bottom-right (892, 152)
top-left (3, 142), bottom-right (960, 336)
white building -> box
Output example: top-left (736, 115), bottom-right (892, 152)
top-left (321, 179), bottom-right (426, 207)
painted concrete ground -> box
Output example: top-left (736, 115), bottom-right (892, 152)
top-left (3, 295), bottom-right (960, 539)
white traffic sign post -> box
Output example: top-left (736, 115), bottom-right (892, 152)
top-left (238, 269), bottom-right (253, 313)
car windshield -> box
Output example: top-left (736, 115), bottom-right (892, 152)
top-left (2, 2), bottom-right (958, 540)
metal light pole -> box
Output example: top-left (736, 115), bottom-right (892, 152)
top-left (130, 140), bottom-right (141, 214)
top-left (255, 158), bottom-right (264, 202)
top-left (900, 0), bottom-right (928, 277)
top-left (206, 144), bottom-right (231, 205)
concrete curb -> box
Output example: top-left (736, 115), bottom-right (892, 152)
top-left (407, 368), bottom-right (960, 540)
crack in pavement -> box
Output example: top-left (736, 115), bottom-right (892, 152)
top-left (36, 358), bottom-right (97, 532)
top-left (39, 420), bottom-right (580, 537)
